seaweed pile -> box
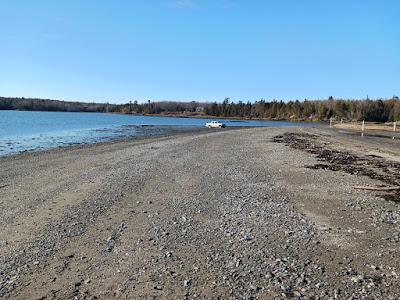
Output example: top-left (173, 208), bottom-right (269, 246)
top-left (274, 133), bottom-right (400, 202)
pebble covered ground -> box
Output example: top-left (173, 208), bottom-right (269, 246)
top-left (0, 127), bottom-right (399, 299)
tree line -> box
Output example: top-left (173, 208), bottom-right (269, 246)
top-left (1, 96), bottom-right (399, 122)
top-left (203, 96), bottom-right (400, 122)
top-left (0, 97), bottom-right (205, 115)
top-left (0, 97), bottom-right (119, 113)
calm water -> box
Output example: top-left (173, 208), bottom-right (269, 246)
top-left (0, 110), bottom-right (320, 156)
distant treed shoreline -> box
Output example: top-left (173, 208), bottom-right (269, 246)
top-left (1, 96), bottom-right (399, 122)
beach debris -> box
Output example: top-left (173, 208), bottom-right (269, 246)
top-left (353, 185), bottom-right (400, 191)
top-left (274, 133), bottom-right (400, 202)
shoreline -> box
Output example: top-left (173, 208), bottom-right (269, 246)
top-left (0, 126), bottom-right (248, 161)
top-left (0, 126), bottom-right (201, 160)
top-left (1, 122), bottom-right (324, 160)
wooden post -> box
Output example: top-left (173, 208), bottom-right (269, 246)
top-left (361, 120), bottom-right (365, 137)
top-left (330, 118), bottom-right (333, 128)
top-left (394, 121), bottom-right (397, 140)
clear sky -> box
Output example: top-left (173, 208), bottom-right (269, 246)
top-left (1, 0), bottom-right (399, 103)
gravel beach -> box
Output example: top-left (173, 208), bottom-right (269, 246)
top-left (1, 127), bottom-right (400, 299)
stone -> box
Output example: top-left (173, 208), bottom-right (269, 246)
top-left (184, 279), bottom-right (191, 287)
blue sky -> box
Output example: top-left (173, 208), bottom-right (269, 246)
top-left (1, 0), bottom-right (399, 103)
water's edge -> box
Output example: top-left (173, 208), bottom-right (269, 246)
top-left (0, 111), bottom-right (323, 156)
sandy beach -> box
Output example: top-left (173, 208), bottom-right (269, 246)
top-left (1, 127), bottom-right (400, 299)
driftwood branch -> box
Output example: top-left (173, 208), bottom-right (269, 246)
top-left (353, 185), bottom-right (400, 191)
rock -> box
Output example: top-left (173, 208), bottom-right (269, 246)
top-left (183, 279), bottom-right (191, 287)
top-left (350, 275), bottom-right (364, 284)
top-left (293, 291), bottom-right (302, 297)
top-left (243, 234), bottom-right (253, 241)
top-left (235, 259), bottom-right (241, 267)
top-left (280, 284), bottom-right (291, 292)
top-left (74, 281), bottom-right (82, 287)
top-left (370, 265), bottom-right (379, 271)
